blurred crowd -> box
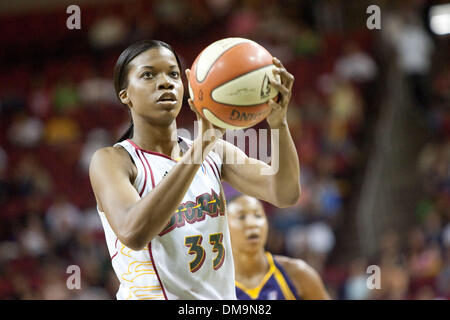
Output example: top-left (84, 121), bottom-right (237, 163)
top-left (0, 0), bottom-right (447, 299)
top-left (337, 52), bottom-right (449, 300)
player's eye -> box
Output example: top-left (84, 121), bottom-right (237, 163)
top-left (170, 71), bottom-right (180, 78)
top-left (141, 71), bottom-right (154, 79)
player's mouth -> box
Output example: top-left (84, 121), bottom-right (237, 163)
top-left (246, 232), bottom-right (260, 243)
top-left (157, 92), bottom-right (177, 105)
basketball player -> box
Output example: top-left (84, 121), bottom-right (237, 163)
top-left (89, 40), bottom-right (300, 299)
top-left (228, 195), bottom-right (330, 300)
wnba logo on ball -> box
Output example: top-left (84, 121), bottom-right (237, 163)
top-left (260, 74), bottom-right (271, 99)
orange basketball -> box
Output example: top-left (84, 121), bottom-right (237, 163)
top-left (188, 38), bottom-right (280, 129)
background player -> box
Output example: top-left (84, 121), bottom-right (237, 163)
top-left (228, 194), bottom-right (330, 300)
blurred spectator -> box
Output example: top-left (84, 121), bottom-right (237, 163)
top-left (378, 229), bottom-right (403, 263)
top-left (432, 64), bottom-right (450, 102)
top-left (44, 195), bottom-right (83, 246)
top-left (40, 259), bottom-right (72, 300)
top-left (436, 247), bottom-right (450, 299)
top-left (299, 89), bottom-right (328, 130)
top-left (43, 111), bottom-right (81, 146)
top-left (73, 284), bottom-right (111, 300)
top-left (327, 77), bottom-right (364, 136)
top-left (77, 71), bottom-right (116, 105)
top-left (206, 0), bottom-right (235, 17)
top-left (7, 112), bottom-right (44, 148)
top-left (334, 41), bottom-right (377, 84)
top-left (313, 175), bottom-right (342, 218)
top-left (155, 0), bottom-right (190, 32)
top-left (226, 1), bottom-right (261, 37)
top-left (372, 258), bottom-right (410, 300)
top-left (256, 4), bottom-right (295, 43)
top-left (313, 0), bottom-right (344, 34)
top-left (79, 128), bottom-right (113, 173)
top-left (285, 222), bottom-right (335, 274)
top-left (81, 207), bottom-right (105, 236)
top-left (306, 222), bottom-right (336, 258)
top-left (28, 80), bottom-right (52, 120)
top-left (18, 212), bottom-right (48, 258)
top-left (88, 11), bottom-right (128, 50)
top-left (392, 11), bottom-right (434, 109)
top-left (291, 23), bottom-right (322, 58)
top-left (11, 155), bottom-right (52, 197)
top-left (52, 79), bottom-right (80, 114)
top-left (0, 88), bottom-right (26, 114)
top-left (0, 147), bottom-right (8, 203)
top-left (343, 257), bottom-right (370, 300)
top-left (0, 147), bottom-right (7, 173)
top-left (406, 227), bottom-right (443, 297)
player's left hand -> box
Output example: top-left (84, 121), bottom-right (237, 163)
top-left (266, 57), bottom-right (294, 129)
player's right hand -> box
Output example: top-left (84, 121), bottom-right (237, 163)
top-left (185, 69), bottom-right (226, 145)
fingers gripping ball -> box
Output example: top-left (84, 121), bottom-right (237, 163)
top-left (188, 38), bottom-right (280, 129)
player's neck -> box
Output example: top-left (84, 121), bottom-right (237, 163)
top-left (234, 249), bottom-right (268, 277)
top-left (131, 119), bottom-right (180, 157)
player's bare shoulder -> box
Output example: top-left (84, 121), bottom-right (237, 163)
top-left (273, 254), bottom-right (311, 279)
top-left (210, 138), bottom-right (227, 162)
top-left (212, 138), bottom-right (226, 153)
top-left (273, 254), bottom-right (330, 300)
top-left (89, 145), bottom-right (137, 212)
top-left (90, 146), bottom-right (135, 175)
top-left (213, 138), bottom-right (241, 162)
top-left (89, 146), bottom-right (137, 191)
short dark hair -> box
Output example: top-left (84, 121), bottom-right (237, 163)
top-left (113, 40), bottom-right (182, 142)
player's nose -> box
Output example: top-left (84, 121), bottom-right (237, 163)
top-left (157, 74), bottom-right (174, 90)
top-left (245, 214), bottom-right (259, 228)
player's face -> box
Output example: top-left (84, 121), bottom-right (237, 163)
top-left (125, 47), bottom-right (183, 126)
top-left (228, 196), bottom-right (268, 253)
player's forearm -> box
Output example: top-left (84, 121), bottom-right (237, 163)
top-left (270, 122), bottom-right (301, 207)
top-left (120, 138), bottom-right (216, 250)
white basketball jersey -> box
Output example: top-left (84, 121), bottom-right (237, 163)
top-left (97, 137), bottom-right (236, 300)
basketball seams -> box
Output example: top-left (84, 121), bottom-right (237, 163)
top-left (194, 38), bottom-right (251, 83)
top-left (202, 108), bottom-right (247, 130)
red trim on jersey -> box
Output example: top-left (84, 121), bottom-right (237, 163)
top-left (205, 157), bottom-right (220, 181)
top-left (211, 157), bottom-right (221, 178)
top-left (111, 238), bottom-right (119, 261)
top-left (148, 242), bottom-right (168, 300)
top-left (135, 150), bottom-right (148, 197)
top-left (127, 139), bottom-right (175, 161)
top-left (141, 151), bottom-right (156, 188)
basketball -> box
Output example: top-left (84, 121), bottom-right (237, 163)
top-left (188, 38), bottom-right (280, 129)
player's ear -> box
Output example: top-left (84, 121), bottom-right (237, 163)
top-left (119, 89), bottom-right (131, 106)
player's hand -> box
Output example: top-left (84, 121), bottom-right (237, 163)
top-left (266, 57), bottom-right (294, 129)
top-left (185, 69), bottom-right (226, 146)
